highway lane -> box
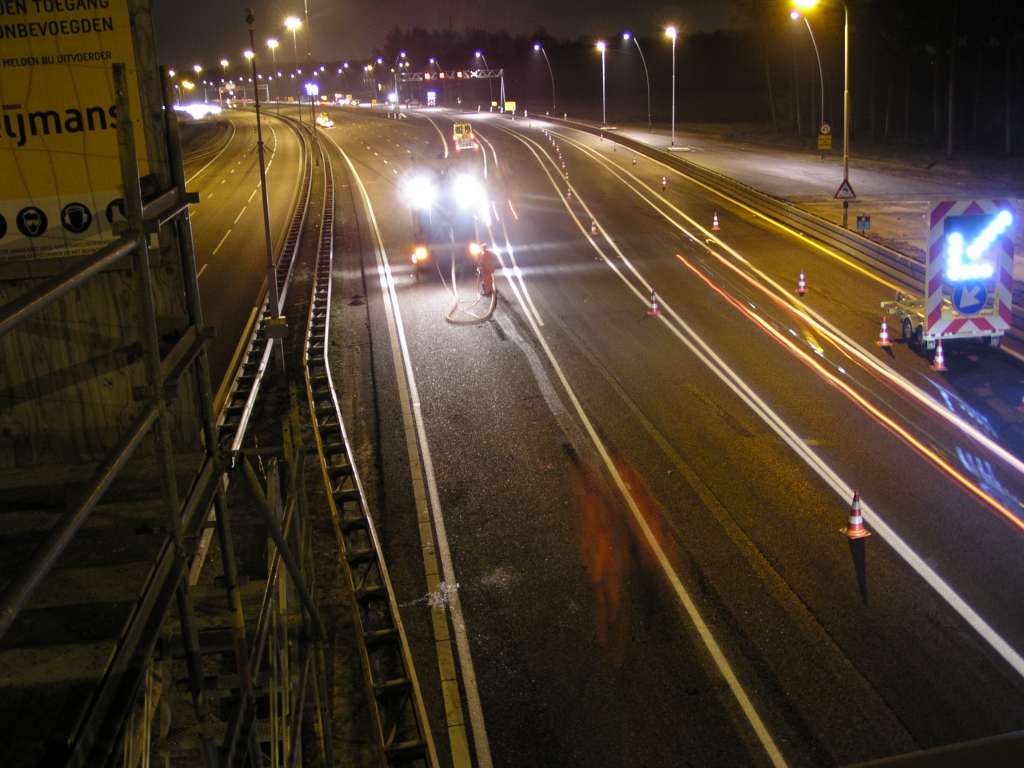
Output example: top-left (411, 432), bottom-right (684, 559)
top-left (322, 107), bottom-right (1024, 767)
top-left (179, 110), bottom-right (305, 391)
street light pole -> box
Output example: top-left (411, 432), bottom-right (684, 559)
top-left (794, 0), bottom-right (850, 226)
top-left (246, 8), bottom-right (286, 373)
top-left (596, 40), bottom-right (607, 127)
top-left (267, 39), bottom-right (278, 107)
top-left (285, 16), bottom-right (301, 124)
top-left (842, 2), bottom-right (849, 185)
top-left (393, 51), bottom-right (406, 112)
top-left (533, 44), bottom-right (556, 112)
top-left (794, 14), bottom-right (824, 130)
top-left (624, 33), bottom-right (651, 132)
top-left (475, 51), bottom-right (492, 104)
top-left (666, 26), bottom-right (677, 147)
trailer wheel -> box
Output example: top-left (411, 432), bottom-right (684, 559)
top-left (902, 318), bottom-right (914, 345)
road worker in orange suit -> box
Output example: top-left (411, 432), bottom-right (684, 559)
top-left (475, 244), bottom-right (498, 297)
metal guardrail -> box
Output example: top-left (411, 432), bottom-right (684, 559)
top-left (559, 119), bottom-right (925, 286)
top-left (537, 115), bottom-right (1024, 347)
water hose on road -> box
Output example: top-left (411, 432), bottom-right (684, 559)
top-left (440, 227), bottom-right (498, 325)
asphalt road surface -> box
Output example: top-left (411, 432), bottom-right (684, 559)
top-left (180, 109), bottom-right (305, 392)
top-left (313, 106), bottom-right (1024, 768)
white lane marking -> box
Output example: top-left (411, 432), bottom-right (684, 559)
top-left (497, 218), bottom-right (543, 327)
top-left (220, 179), bottom-right (226, 184)
top-left (511, 126), bottom-right (1024, 684)
top-left (197, 263), bottom-right (208, 278)
top-left (500, 130), bottom-right (788, 768)
top-left (421, 115), bottom-right (450, 159)
top-left (561, 124), bottom-right (906, 294)
top-left (186, 118), bottom-right (238, 185)
top-left (212, 229), bottom-right (231, 255)
top-left (556, 131), bottom-right (1024, 485)
top-left (233, 206), bottom-right (247, 224)
top-left (249, 186), bottom-right (260, 203)
top-left (336, 143), bottom-right (488, 768)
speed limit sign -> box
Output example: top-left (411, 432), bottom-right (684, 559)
top-left (820, 123), bottom-right (831, 135)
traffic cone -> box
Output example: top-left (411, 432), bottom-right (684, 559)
top-left (632, 155), bottom-right (637, 165)
top-left (712, 213), bottom-right (720, 231)
top-left (591, 220), bottom-right (598, 235)
top-left (1019, 392), bottom-right (1024, 413)
top-left (661, 177), bottom-right (667, 191)
top-left (613, 143), bottom-right (617, 152)
top-left (567, 188), bottom-right (573, 199)
top-left (877, 317), bottom-right (891, 347)
top-left (648, 291), bottom-right (660, 316)
top-left (797, 271), bottom-right (807, 296)
top-left (932, 340), bottom-right (948, 371)
top-left (842, 490), bottom-right (871, 539)
top-left (565, 172), bottom-right (569, 181)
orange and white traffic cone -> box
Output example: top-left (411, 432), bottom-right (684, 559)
top-left (797, 271), bottom-right (807, 296)
top-left (591, 220), bottom-right (598, 235)
top-left (565, 172), bottom-right (569, 181)
top-left (661, 177), bottom-right (667, 191)
top-left (632, 155), bottom-right (637, 165)
top-left (877, 317), bottom-right (891, 347)
top-left (712, 213), bottom-right (721, 231)
top-left (842, 490), bottom-right (871, 539)
top-left (932, 339), bottom-right (948, 371)
top-left (567, 188), bottom-right (573, 199)
top-left (648, 291), bottom-right (660, 316)
top-left (1019, 393), bottom-right (1024, 413)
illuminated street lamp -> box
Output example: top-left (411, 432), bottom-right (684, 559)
top-left (666, 25), bottom-right (677, 147)
top-left (596, 40), bottom-right (607, 127)
top-left (475, 50), bottom-right (494, 103)
top-left (792, 0), bottom-right (851, 225)
top-left (429, 58), bottom-right (447, 104)
top-left (533, 43), bottom-right (556, 112)
top-left (623, 32), bottom-right (651, 132)
top-left (393, 51), bottom-right (406, 110)
top-left (285, 15), bottom-right (302, 119)
top-left (266, 39), bottom-right (279, 101)
top-left (790, 11), bottom-right (825, 138)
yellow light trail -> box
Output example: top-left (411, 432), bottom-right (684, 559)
top-left (676, 253), bottom-right (1023, 534)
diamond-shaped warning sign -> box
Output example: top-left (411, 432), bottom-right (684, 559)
top-left (833, 178), bottom-right (857, 200)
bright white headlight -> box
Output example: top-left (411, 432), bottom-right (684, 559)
top-left (453, 175), bottom-right (483, 209)
top-left (405, 176), bottom-right (437, 209)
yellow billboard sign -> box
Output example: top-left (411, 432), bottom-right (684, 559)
top-left (0, 0), bottom-right (148, 263)
top-left (504, 101), bottom-right (516, 112)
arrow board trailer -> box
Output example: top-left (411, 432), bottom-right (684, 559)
top-left (882, 199), bottom-right (1014, 351)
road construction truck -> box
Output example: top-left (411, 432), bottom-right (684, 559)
top-left (453, 121), bottom-right (479, 152)
top-left (881, 200), bottom-right (1015, 352)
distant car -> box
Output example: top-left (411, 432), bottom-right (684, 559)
top-left (315, 112), bottom-right (334, 128)
top-left (409, 99), bottom-right (422, 108)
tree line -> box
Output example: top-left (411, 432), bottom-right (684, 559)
top-left (354, 1), bottom-right (1023, 155)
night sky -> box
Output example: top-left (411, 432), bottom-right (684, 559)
top-left (151, 0), bottom-right (739, 68)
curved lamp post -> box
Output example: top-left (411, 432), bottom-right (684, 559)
top-left (623, 32), bottom-right (651, 132)
top-left (665, 26), bottom-right (677, 147)
top-left (790, 11), bottom-right (825, 136)
top-left (533, 43), bottom-right (556, 112)
top-left (792, 0), bottom-right (850, 225)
